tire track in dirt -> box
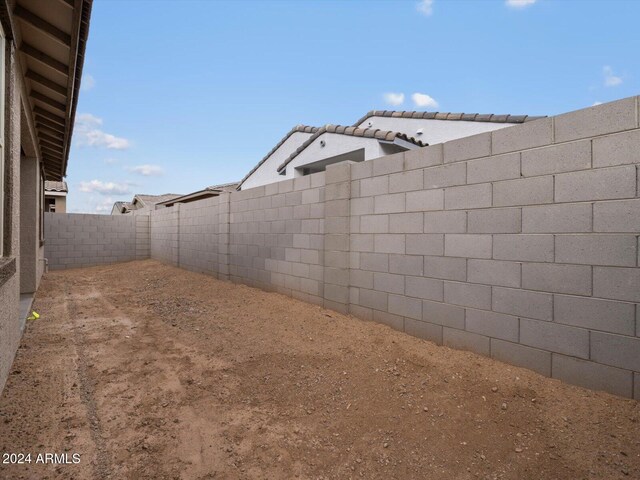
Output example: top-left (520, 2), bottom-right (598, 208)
top-left (63, 276), bottom-right (114, 480)
top-left (62, 270), bottom-right (235, 479)
top-left (3, 260), bottom-right (640, 479)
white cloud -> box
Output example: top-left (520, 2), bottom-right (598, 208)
top-left (82, 131), bottom-right (130, 150)
top-left (94, 197), bottom-right (115, 213)
top-left (81, 74), bottom-right (95, 92)
top-left (592, 101), bottom-right (603, 106)
top-left (75, 113), bottom-right (130, 150)
top-left (76, 113), bottom-right (102, 126)
top-left (505, 0), bottom-right (537, 8)
top-left (417, 0), bottom-right (433, 16)
top-left (383, 92), bottom-right (405, 106)
top-left (603, 66), bottom-right (622, 87)
top-left (127, 164), bottom-right (165, 177)
top-left (78, 180), bottom-right (132, 196)
top-left (412, 92), bottom-right (439, 109)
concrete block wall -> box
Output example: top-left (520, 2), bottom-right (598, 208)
top-left (44, 213), bottom-right (141, 269)
top-left (228, 173), bottom-right (326, 305)
top-left (324, 163), bottom-right (351, 314)
top-left (177, 194), bottom-right (230, 280)
top-left (135, 215), bottom-right (150, 260)
top-left (39, 97), bottom-right (640, 399)
top-left (344, 96), bottom-right (640, 399)
top-left (149, 206), bottom-right (179, 266)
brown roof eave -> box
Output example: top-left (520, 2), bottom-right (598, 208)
top-left (276, 125), bottom-right (427, 173)
top-left (62, 0), bottom-right (93, 180)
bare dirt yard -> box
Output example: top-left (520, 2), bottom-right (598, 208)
top-left (1, 259), bottom-right (639, 479)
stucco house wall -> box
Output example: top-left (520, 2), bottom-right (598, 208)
top-left (283, 132), bottom-right (389, 177)
top-left (0, 0), bottom-right (91, 394)
top-left (240, 131), bottom-right (315, 190)
top-left (356, 117), bottom-right (517, 146)
top-left (1, 30), bottom-right (48, 389)
top-left (44, 194), bottom-right (66, 213)
top-left (19, 156), bottom-right (39, 293)
top-left (0, 37), bottom-right (22, 394)
top-left (241, 113), bottom-right (530, 191)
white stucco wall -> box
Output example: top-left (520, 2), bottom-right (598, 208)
top-left (357, 117), bottom-right (517, 146)
top-left (240, 131), bottom-right (315, 190)
top-left (241, 117), bottom-right (524, 190)
top-left (284, 133), bottom-right (388, 178)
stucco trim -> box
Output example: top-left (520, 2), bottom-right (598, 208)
top-left (0, 256), bottom-right (15, 289)
top-left (276, 124), bottom-right (427, 173)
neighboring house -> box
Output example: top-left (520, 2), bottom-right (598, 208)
top-left (111, 201), bottom-right (132, 215)
top-left (156, 182), bottom-right (239, 208)
top-left (111, 193), bottom-right (183, 215)
top-left (131, 194), bottom-right (183, 214)
top-left (276, 124), bottom-right (426, 178)
top-left (44, 181), bottom-right (67, 213)
top-left (0, 1), bottom-right (92, 393)
top-left (238, 110), bottom-right (543, 190)
top-left (238, 125), bottom-right (318, 190)
top-left (353, 110), bottom-right (543, 146)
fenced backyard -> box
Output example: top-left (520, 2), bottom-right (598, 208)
top-left (1, 260), bottom-right (638, 479)
top-left (44, 99), bottom-right (640, 401)
top-left (6, 98), bottom-right (639, 478)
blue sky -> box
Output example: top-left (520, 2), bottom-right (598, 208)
top-left (69, 0), bottom-right (640, 213)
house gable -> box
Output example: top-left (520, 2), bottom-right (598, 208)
top-left (239, 126), bottom-right (317, 190)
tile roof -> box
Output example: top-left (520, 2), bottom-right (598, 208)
top-left (44, 181), bottom-right (68, 193)
top-left (276, 124), bottom-right (427, 173)
top-left (237, 110), bottom-right (544, 188)
top-left (206, 182), bottom-right (240, 192)
top-left (112, 201), bottom-right (132, 213)
top-left (134, 193), bottom-right (183, 207)
top-left (237, 125), bottom-right (319, 188)
top-left (156, 182), bottom-right (240, 207)
top-left (353, 110), bottom-right (546, 126)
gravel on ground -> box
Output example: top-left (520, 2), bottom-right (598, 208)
top-left (1, 259), bottom-right (639, 479)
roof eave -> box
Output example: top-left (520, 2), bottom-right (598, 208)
top-left (391, 137), bottom-right (422, 150)
top-left (63, 0), bottom-right (93, 179)
top-left (354, 110), bottom-right (546, 127)
top-left (10, 0), bottom-right (94, 181)
top-left (157, 189), bottom-right (219, 207)
top-left (237, 125), bottom-right (318, 189)
top-left (277, 127), bottom-right (426, 173)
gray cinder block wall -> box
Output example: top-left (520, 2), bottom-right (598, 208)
top-left (149, 206), bottom-right (179, 266)
top-left (44, 213), bottom-right (148, 270)
top-left (343, 96), bottom-right (640, 399)
top-left (177, 194), bottom-right (230, 280)
top-left (135, 215), bottom-right (150, 260)
top-left (44, 97), bottom-right (640, 399)
top-left (228, 173), bottom-right (326, 305)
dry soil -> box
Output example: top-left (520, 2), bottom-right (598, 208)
top-left (0, 259), bottom-right (639, 479)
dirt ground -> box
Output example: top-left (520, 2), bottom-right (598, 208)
top-left (0, 260), bottom-right (639, 480)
